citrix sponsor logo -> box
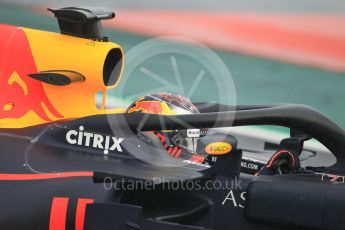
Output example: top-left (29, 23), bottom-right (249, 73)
top-left (66, 126), bottom-right (124, 154)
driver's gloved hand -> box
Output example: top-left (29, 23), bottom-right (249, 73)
top-left (258, 149), bottom-right (300, 175)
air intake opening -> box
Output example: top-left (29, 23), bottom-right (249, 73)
top-left (103, 48), bottom-right (123, 87)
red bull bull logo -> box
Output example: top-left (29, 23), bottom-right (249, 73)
top-left (127, 100), bottom-right (165, 114)
top-left (0, 25), bottom-right (62, 121)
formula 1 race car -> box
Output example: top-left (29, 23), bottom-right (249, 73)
top-left (1, 6), bottom-right (345, 230)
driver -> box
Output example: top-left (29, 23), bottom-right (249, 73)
top-left (126, 92), bottom-right (208, 164)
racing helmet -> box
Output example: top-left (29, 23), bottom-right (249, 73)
top-left (126, 92), bottom-right (206, 152)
